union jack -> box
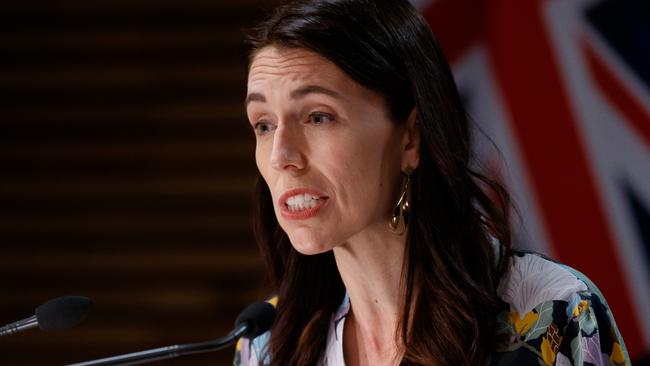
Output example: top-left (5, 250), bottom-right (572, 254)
top-left (413, 0), bottom-right (650, 361)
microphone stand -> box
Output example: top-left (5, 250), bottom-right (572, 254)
top-left (66, 324), bottom-right (247, 366)
top-left (0, 315), bottom-right (38, 336)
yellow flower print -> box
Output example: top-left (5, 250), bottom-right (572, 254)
top-left (572, 300), bottom-right (589, 317)
top-left (267, 296), bottom-right (279, 307)
top-left (610, 342), bottom-right (625, 364)
top-left (541, 336), bottom-right (555, 365)
top-left (508, 310), bottom-right (539, 335)
top-left (541, 323), bottom-right (562, 366)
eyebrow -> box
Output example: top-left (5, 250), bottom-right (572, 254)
top-left (245, 92), bottom-right (266, 107)
top-left (290, 85), bottom-right (341, 100)
top-left (245, 85), bottom-right (341, 107)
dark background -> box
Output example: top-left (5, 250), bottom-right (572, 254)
top-left (1, 1), bottom-right (280, 365)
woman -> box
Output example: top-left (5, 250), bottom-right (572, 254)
top-left (235, 0), bottom-right (630, 365)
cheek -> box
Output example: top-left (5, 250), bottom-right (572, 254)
top-left (255, 142), bottom-right (271, 178)
top-left (254, 146), bottom-right (263, 174)
top-left (255, 142), bottom-right (278, 199)
top-left (320, 135), bottom-right (397, 208)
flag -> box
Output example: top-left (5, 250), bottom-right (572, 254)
top-left (414, 0), bottom-right (650, 359)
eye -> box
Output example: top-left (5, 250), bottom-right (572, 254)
top-left (308, 112), bottom-right (335, 125)
top-left (253, 121), bottom-right (275, 136)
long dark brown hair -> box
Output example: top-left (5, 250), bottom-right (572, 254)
top-left (247, 0), bottom-right (512, 364)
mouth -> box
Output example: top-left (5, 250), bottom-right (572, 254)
top-left (278, 189), bottom-right (329, 219)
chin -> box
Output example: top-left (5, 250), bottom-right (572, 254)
top-left (286, 229), bottom-right (334, 255)
top-left (291, 243), bottom-right (331, 256)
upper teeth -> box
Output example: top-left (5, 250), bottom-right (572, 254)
top-left (286, 193), bottom-right (320, 211)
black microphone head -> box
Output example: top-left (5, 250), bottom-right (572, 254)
top-left (235, 301), bottom-right (276, 339)
top-left (35, 296), bottom-right (93, 332)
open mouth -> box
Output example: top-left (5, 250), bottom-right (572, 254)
top-left (285, 193), bottom-right (324, 212)
top-left (279, 189), bottom-right (329, 219)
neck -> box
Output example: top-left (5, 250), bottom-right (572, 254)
top-left (333, 224), bottom-right (407, 364)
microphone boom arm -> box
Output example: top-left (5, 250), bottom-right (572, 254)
top-left (0, 315), bottom-right (38, 337)
top-left (66, 324), bottom-right (247, 366)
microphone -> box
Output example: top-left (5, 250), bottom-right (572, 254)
top-left (67, 300), bottom-right (276, 366)
top-left (0, 296), bottom-right (93, 337)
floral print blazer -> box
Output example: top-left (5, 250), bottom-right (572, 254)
top-left (234, 251), bottom-right (631, 365)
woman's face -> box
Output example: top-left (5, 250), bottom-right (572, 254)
top-left (246, 46), bottom-right (415, 255)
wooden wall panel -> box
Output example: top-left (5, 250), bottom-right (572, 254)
top-left (0, 1), bottom-right (280, 364)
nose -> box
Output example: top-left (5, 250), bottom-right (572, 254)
top-left (269, 124), bottom-right (305, 172)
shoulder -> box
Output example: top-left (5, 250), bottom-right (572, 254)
top-left (492, 251), bottom-right (630, 365)
top-left (233, 331), bottom-right (271, 366)
top-left (233, 294), bottom-right (348, 366)
top-left (233, 297), bottom-right (277, 366)
top-left (497, 250), bottom-right (589, 316)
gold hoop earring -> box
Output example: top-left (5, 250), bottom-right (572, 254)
top-left (389, 172), bottom-right (411, 235)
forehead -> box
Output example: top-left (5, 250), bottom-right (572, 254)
top-left (247, 46), bottom-right (353, 90)
top-left (247, 46), bottom-right (385, 107)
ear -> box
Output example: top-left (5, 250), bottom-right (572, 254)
top-left (401, 107), bottom-right (420, 172)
